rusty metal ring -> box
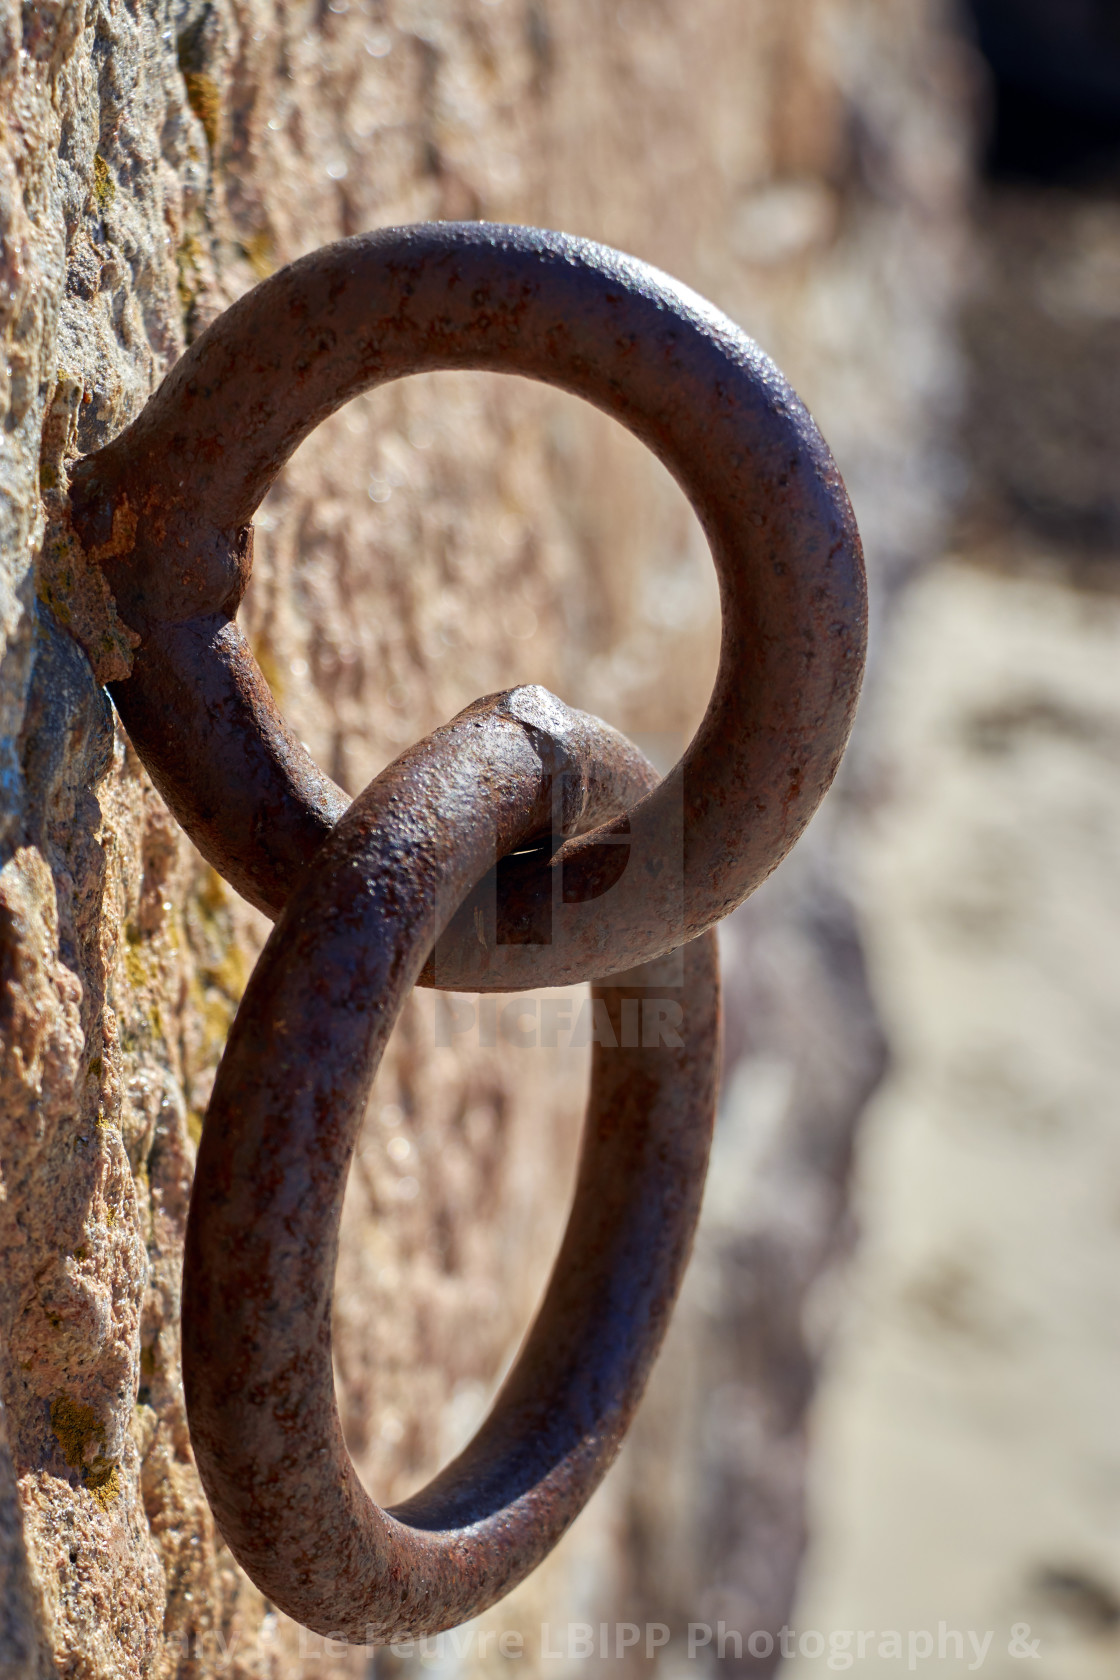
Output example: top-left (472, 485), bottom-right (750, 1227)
top-left (183, 685), bottom-right (719, 1642)
top-left (70, 222), bottom-right (866, 989)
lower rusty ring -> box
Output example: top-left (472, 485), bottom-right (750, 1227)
top-left (69, 222), bottom-right (866, 989)
top-left (183, 687), bottom-right (719, 1642)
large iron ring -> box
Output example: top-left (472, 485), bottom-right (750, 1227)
top-left (70, 222), bottom-right (866, 987)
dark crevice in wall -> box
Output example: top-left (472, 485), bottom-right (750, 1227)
top-left (964, 0), bottom-right (1120, 182)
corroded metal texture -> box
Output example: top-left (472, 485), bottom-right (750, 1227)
top-left (182, 687), bottom-right (720, 1641)
top-left (65, 223), bottom-right (867, 1642)
top-left (69, 223), bottom-right (867, 986)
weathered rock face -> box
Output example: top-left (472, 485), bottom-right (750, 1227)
top-left (0, 3), bottom-right (967, 1676)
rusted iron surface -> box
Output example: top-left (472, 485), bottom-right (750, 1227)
top-left (69, 223), bottom-right (867, 985)
top-left (182, 687), bottom-right (720, 1641)
top-left (67, 224), bottom-right (867, 1638)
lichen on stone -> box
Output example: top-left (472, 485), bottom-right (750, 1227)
top-left (48, 1395), bottom-right (119, 1508)
top-left (92, 154), bottom-right (115, 215)
top-left (183, 72), bottom-right (221, 155)
top-left (241, 229), bottom-right (275, 280)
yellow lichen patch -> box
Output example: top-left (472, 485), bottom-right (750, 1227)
top-left (49, 1400), bottom-right (121, 1508)
top-left (184, 962), bottom-right (242, 1098)
top-left (250, 633), bottom-right (286, 703)
top-left (206, 942), bottom-right (249, 1003)
top-left (122, 939), bottom-right (147, 991)
top-left (50, 1393), bottom-right (104, 1468)
top-left (190, 873), bottom-right (251, 1007)
top-left (176, 231), bottom-right (204, 320)
top-left (86, 1461), bottom-right (121, 1511)
top-left (183, 71), bottom-right (221, 152)
top-left (93, 153), bottom-right (115, 212)
top-left (181, 867), bottom-right (255, 1123)
top-left (118, 923), bottom-right (170, 1049)
top-left (195, 934), bottom-right (249, 1040)
top-left (195, 866), bottom-right (227, 922)
top-left (242, 229), bottom-right (276, 279)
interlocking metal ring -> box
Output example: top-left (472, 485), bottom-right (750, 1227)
top-left (70, 223), bottom-right (866, 987)
top-left (70, 224), bottom-right (866, 1642)
top-left (184, 687), bottom-right (719, 1641)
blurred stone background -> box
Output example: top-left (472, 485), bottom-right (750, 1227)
top-left (3, 1), bottom-right (1117, 1678)
top-left (792, 6), bottom-right (1120, 1678)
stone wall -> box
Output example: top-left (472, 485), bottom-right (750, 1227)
top-left (0, 3), bottom-right (967, 1676)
